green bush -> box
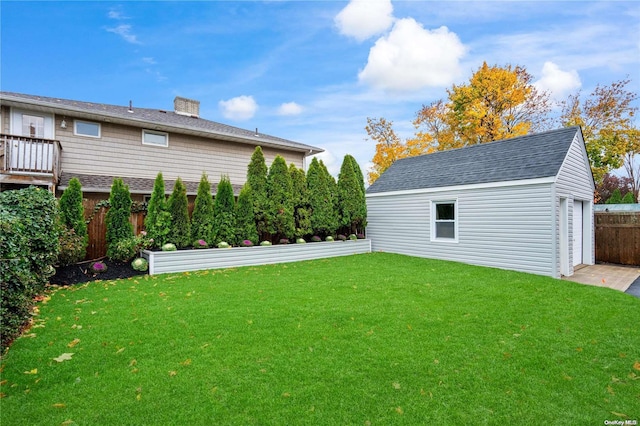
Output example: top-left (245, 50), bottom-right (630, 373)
top-left (308, 158), bottom-right (338, 238)
top-left (621, 191), bottom-right (636, 203)
top-left (191, 172), bottom-right (214, 243)
top-left (167, 178), bottom-right (191, 248)
top-left (235, 184), bottom-right (259, 246)
top-left (58, 177), bottom-right (87, 259)
top-left (57, 226), bottom-right (86, 266)
top-left (131, 257), bottom-right (149, 272)
top-left (106, 178), bottom-right (134, 258)
top-left (267, 155), bottom-right (294, 241)
top-left (290, 164), bottom-right (312, 239)
top-left (212, 176), bottom-right (236, 246)
top-left (145, 173), bottom-right (171, 248)
top-left (109, 232), bottom-right (153, 262)
top-left (247, 146), bottom-right (269, 240)
top-left (0, 187), bottom-right (59, 352)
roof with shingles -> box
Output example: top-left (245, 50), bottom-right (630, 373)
top-left (60, 172), bottom-right (243, 196)
top-left (366, 127), bottom-right (582, 194)
top-left (0, 91), bottom-right (322, 154)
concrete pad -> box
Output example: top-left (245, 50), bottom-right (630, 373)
top-left (563, 264), bottom-right (640, 292)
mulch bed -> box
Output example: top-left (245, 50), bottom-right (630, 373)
top-left (50, 259), bottom-right (146, 286)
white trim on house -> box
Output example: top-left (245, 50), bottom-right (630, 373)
top-left (74, 119), bottom-right (101, 138)
top-left (430, 199), bottom-right (458, 243)
top-left (142, 129), bottom-right (169, 147)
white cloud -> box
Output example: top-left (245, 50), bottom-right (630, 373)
top-left (534, 61), bottom-right (581, 99)
top-left (334, 0), bottom-right (394, 42)
top-left (219, 95), bottom-right (258, 121)
top-left (106, 24), bottom-right (140, 44)
top-left (108, 10), bottom-right (127, 20)
top-left (278, 102), bottom-right (303, 116)
top-left (142, 57), bottom-right (157, 65)
top-left (358, 18), bottom-right (467, 92)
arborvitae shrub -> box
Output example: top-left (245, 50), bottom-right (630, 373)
top-left (167, 178), bottom-right (191, 248)
top-left (289, 164), bottom-right (312, 239)
top-left (235, 184), bottom-right (259, 245)
top-left (58, 177), bottom-right (87, 259)
top-left (191, 172), bottom-right (214, 244)
top-left (247, 146), bottom-right (269, 240)
top-left (337, 155), bottom-right (362, 235)
top-left (606, 188), bottom-right (623, 204)
top-left (308, 157), bottom-right (338, 237)
top-left (212, 176), bottom-right (236, 245)
top-left (106, 178), bottom-right (134, 259)
top-left (346, 155), bottom-right (367, 233)
top-left (144, 172), bottom-right (171, 248)
top-left (267, 155), bottom-right (294, 241)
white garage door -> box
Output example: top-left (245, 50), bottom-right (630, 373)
top-left (573, 200), bottom-right (583, 266)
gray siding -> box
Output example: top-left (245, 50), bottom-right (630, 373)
top-left (554, 132), bottom-right (596, 274)
top-left (366, 182), bottom-right (556, 276)
top-left (54, 117), bottom-right (304, 186)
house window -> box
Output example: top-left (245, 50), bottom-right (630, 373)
top-left (22, 114), bottom-right (45, 138)
top-left (142, 129), bottom-right (169, 147)
top-left (432, 200), bottom-right (457, 242)
top-left (74, 120), bottom-right (101, 138)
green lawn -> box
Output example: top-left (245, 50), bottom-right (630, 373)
top-left (1, 253), bottom-right (639, 425)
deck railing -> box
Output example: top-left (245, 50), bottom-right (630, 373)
top-left (0, 134), bottom-right (62, 182)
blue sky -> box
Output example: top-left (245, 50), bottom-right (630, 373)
top-left (2, 1), bottom-right (639, 177)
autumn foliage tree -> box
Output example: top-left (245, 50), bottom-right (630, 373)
top-left (366, 62), bottom-right (552, 184)
top-left (560, 78), bottom-right (639, 184)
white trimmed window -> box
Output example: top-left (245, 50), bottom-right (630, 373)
top-left (142, 129), bottom-right (169, 147)
top-left (74, 120), bottom-right (101, 138)
top-left (431, 200), bottom-right (458, 242)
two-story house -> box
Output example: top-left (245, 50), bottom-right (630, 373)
top-left (0, 92), bottom-right (323, 200)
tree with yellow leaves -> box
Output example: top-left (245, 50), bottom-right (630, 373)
top-left (366, 63), bottom-right (552, 184)
top-left (560, 78), bottom-right (639, 184)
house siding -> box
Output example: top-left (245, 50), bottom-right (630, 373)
top-left (553, 133), bottom-right (596, 275)
top-left (366, 182), bottom-right (556, 276)
top-left (52, 116), bottom-right (304, 187)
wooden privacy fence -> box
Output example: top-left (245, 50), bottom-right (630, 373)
top-left (84, 199), bottom-right (145, 260)
top-left (595, 211), bottom-right (640, 266)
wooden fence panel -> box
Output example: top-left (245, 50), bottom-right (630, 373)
top-left (595, 212), bottom-right (640, 266)
top-left (84, 199), bottom-right (146, 260)
top-left (83, 200), bottom-right (193, 260)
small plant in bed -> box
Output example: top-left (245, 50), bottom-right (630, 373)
top-left (90, 261), bottom-right (107, 274)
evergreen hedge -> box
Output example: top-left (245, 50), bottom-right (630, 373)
top-left (144, 172), bottom-right (171, 248)
top-left (308, 157), bottom-right (338, 237)
top-left (247, 147), bottom-right (269, 240)
top-left (235, 184), bottom-right (259, 245)
top-left (106, 178), bottom-right (134, 259)
top-left (191, 172), bottom-right (215, 245)
top-left (289, 163), bottom-right (312, 239)
top-left (212, 176), bottom-right (236, 245)
top-left (58, 177), bottom-right (88, 263)
top-left (167, 178), bottom-right (191, 248)
top-left (267, 155), bottom-right (294, 241)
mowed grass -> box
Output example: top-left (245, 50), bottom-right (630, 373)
top-left (1, 253), bottom-right (639, 425)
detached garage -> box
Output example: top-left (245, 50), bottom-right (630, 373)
top-left (365, 126), bottom-right (595, 278)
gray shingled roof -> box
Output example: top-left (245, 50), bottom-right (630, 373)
top-left (367, 127), bottom-right (581, 194)
top-left (60, 172), bottom-right (243, 196)
top-left (0, 91), bottom-right (322, 154)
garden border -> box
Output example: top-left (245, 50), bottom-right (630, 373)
top-left (141, 239), bottom-right (372, 275)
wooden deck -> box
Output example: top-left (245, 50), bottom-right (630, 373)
top-left (0, 134), bottom-right (61, 188)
